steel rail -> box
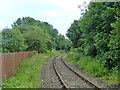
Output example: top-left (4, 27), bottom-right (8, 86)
top-left (61, 56), bottom-right (102, 90)
top-left (53, 55), bottom-right (69, 90)
top-left (53, 54), bottom-right (105, 90)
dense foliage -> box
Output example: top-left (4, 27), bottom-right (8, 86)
top-left (64, 51), bottom-right (118, 85)
top-left (66, 2), bottom-right (120, 70)
top-left (1, 17), bottom-right (71, 53)
top-left (2, 29), bottom-right (27, 52)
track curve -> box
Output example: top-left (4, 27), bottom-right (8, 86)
top-left (53, 54), bottom-right (103, 89)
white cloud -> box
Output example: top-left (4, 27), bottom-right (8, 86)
top-left (44, 10), bottom-right (63, 17)
top-left (0, 0), bottom-right (90, 36)
top-left (0, 0), bottom-right (90, 10)
top-left (0, 9), bottom-right (23, 28)
top-left (43, 0), bottom-right (90, 11)
top-left (40, 0), bottom-right (81, 10)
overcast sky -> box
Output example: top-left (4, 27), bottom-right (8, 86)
top-left (0, 0), bottom-right (90, 36)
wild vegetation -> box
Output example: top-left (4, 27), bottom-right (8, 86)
top-left (0, 16), bottom-right (71, 88)
top-left (1, 51), bottom-right (61, 88)
top-left (0, 1), bottom-right (119, 87)
top-left (66, 2), bottom-right (120, 85)
top-left (1, 17), bottom-right (71, 53)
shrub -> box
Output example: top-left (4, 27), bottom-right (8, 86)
top-left (64, 51), bottom-right (119, 85)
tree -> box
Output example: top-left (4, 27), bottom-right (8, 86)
top-left (109, 17), bottom-right (120, 50)
top-left (2, 16), bottom-right (70, 53)
top-left (23, 26), bottom-right (52, 52)
top-left (12, 17), bottom-right (59, 50)
top-left (66, 20), bottom-right (82, 48)
top-left (55, 34), bottom-right (71, 51)
top-left (66, 2), bottom-right (119, 69)
top-left (12, 17), bottom-right (42, 27)
top-left (2, 29), bottom-right (27, 53)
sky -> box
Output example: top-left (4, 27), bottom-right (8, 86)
top-left (0, 0), bottom-right (90, 37)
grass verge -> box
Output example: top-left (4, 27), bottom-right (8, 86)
top-left (64, 52), bottom-right (119, 85)
top-left (1, 51), bottom-right (61, 88)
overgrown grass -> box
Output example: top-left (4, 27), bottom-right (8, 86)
top-left (1, 51), bottom-right (61, 88)
top-left (64, 52), bottom-right (119, 85)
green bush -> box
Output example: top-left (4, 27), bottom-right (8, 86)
top-left (59, 50), bottom-right (65, 53)
top-left (99, 50), bottom-right (120, 69)
top-left (64, 51), bottom-right (119, 85)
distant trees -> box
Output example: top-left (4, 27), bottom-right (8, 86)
top-left (55, 34), bottom-right (71, 51)
top-left (66, 2), bottom-right (119, 69)
top-left (1, 17), bottom-right (71, 53)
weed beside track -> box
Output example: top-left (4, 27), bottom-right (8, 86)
top-left (1, 51), bottom-right (61, 88)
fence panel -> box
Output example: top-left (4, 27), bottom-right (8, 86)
top-left (0, 53), bottom-right (2, 84)
top-left (0, 51), bottom-right (37, 84)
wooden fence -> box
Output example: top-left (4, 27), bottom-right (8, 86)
top-left (0, 51), bottom-right (37, 84)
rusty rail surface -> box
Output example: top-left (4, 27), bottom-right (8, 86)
top-left (61, 56), bottom-right (102, 90)
top-left (53, 56), bottom-right (68, 90)
top-left (0, 51), bottom-right (37, 84)
top-left (53, 54), bottom-right (103, 90)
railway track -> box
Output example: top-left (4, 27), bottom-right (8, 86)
top-left (53, 54), bottom-right (103, 90)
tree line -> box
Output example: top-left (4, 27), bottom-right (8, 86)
top-left (1, 17), bottom-right (71, 53)
top-left (66, 2), bottom-right (120, 70)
